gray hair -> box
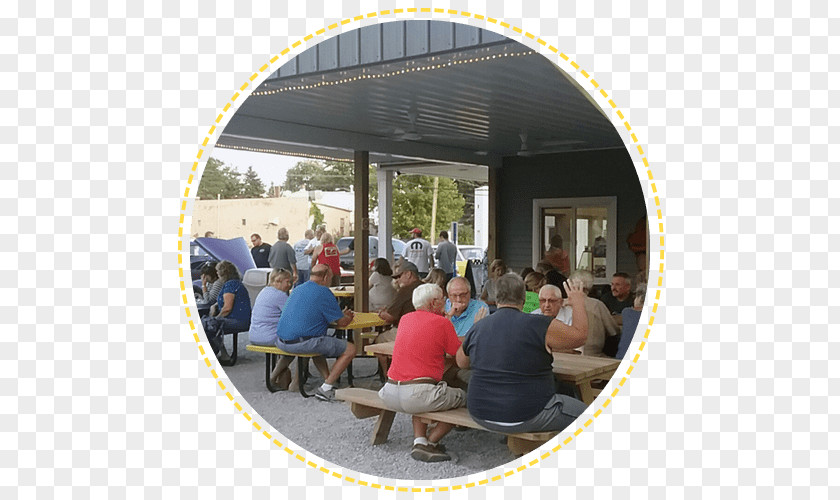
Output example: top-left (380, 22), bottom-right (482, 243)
top-left (495, 274), bottom-right (526, 307)
top-left (412, 283), bottom-right (443, 309)
top-left (446, 276), bottom-right (472, 294)
top-left (634, 283), bottom-right (647, 309)
top-left (569, 269), bottom-right (594, 293)
top-left (277, 227), bottom-right (289, 241)
top-left (539, 284), bottom-right (563, 299)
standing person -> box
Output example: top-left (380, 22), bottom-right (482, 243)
top-left (268, 227), bottom-right (298, 282)
top-left (275, 264), bottom-right (356, 402)
top-left (378, 284), bottom-right (466, 463)
top-left (434, 230), bottom-right (458, 281)
top-left (544, 234), bottom-right (570, 276)
top-left (456, 274), bottom-right (589, 434)
top-left (600, 272), bottom-right (634, 315)
top-left (304, 225), bottom-right (325, 268)
top-left (293, 229), bottom-right (315, 286)
top-left (250, 233), bottom-right (272, 268)
top-left (400, 228), bottom-right (434, 278)
top-left (310, 232), bottom-right (342, 287)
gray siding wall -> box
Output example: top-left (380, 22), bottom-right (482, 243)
top-left (497, 148), bottom-right (647, 276)
top-left (271, 20), bottom-right (508, 80)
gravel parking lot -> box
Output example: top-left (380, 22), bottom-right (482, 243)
top-left (222, 335), bottom-right (520, 480)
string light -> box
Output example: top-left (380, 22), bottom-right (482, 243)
top-left (251, 50), bottom-right (536, 97)
top-left (214, 143), bottom-right (351, 163)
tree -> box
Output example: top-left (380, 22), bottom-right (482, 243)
top-left (241, 166), bottom-right (266, 198)
top-left (197, 158), bottom-right (243, 199)
top-left (284, 160), bottom-right (355, 192)
top-left (309, 203), bottom-right (324, 230)
top-left (391, 175), bottom-right (465, 239)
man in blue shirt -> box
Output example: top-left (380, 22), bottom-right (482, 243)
top-left (276, 264), bottom-right (355, 402)
top-left (444, 277), bottom-right (489, 337)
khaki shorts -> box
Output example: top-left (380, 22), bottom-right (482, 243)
top-left (378, 380), bottom-right (465, 414)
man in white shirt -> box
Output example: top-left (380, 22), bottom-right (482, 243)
top-left (399, 227), bottom-right (434, 278)
top-left (293, 229), bottom-right (315, 286)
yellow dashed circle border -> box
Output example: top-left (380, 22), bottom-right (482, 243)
top-left (177, 7), bottom-right (663, 491)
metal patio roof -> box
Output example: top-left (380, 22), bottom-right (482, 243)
top-left (216, 20), bottom-right (624, 180)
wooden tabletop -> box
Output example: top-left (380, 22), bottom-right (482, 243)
top-left (551, 352), bottom-right (620, 383)
top-left (339, 311), bottom-right (387, 330)
top-left (330, 286), bottom-right (355, 297)
top-left (365, 342), bottom-right (620, 384)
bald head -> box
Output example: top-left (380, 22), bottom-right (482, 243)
top-left (310, 264), bottom-right (333, 286)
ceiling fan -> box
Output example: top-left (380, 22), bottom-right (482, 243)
top-left (392, 111), bottom-right (423, 141)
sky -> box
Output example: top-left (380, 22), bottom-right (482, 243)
top-left (207, 147), bottom-right (308, 189)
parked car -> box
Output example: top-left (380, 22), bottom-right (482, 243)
top-left (457, 245), bottom-right (485, 262)
top-left (432, 244), bottom-right (487, 276)
top-left (336, 236), bottom-right (406, 270)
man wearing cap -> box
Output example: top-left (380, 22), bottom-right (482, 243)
top-left (373, 261), bottom-right (423, 375)
top-left (375, 261), bottom-right (423, 343)
top-left (400, 228), bottom-right (434, 278)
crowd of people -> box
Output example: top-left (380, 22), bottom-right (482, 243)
top-left (199, 225), bottom-right (647, 462)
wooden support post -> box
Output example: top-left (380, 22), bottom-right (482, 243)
top-left (354, 151), bottom-right (370, 313)
top-left (487, 166), bottom-right (499, 261)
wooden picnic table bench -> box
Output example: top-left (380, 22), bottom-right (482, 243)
top-left (245, 344), bottom-right (328, 398)
top-left (335, 387), bottom-right (558, 456)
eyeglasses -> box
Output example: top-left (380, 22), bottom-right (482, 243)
top-left (539, 298), bottom-right (561, 304)
top-left (449, 292), bottom-right (470, 299)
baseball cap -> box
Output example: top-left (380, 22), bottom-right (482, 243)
top-left (393, 261), bottom-right (419, 278)
top-left (410, 227), bottom-right (422, 235)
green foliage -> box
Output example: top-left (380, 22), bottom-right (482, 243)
top-left (283, 160), bottom-right (355, 192)
top-left (457, 224), bottom-right (474, 245)
top-left (241, 166), bottom-right (266, 198)
top-left (391, 175), bottom-right (465, 239)
top-left (309, 203), bottom-right (324, 230)
top-left (197, 158), bottom-right (243, 199)
top-left (284, 160), bottom-right (378, 208)
top-left (198, 158), bottom-right (268, 199)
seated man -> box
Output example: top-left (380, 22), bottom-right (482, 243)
top-left (378, 284), bottom-right (465, 463)
top-left (442, 276), bottom-right (489, 387)
top-left (615, 284), bottom-right (646, 359)
top-left (275, 264), bottom-right (356, 402)
top-left (531, 284), bottom-right (572, 325)
top-left (600, 272), bottom-right (634, 315)
top-left (375, 261), bottom-right (423, 343)
top-left (456, 274), bottom-right (589, 433)
top-left (444, 277), bottom-right (489, 338)
top-left (568, 270), bottom-right (620, 357)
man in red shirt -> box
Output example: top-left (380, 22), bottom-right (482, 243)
top-left (377, 283), bottom-right (465, 463)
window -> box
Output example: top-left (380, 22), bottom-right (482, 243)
top-left (532, 197), bottom-right (617, 285)
top-left (242, 219), bottom-right (246, 225)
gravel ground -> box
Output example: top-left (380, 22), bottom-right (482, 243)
top-left (221, 335), bottom-right (519, 480)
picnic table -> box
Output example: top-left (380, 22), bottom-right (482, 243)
top-left (334, 312), bottom-right (387, 385)
top-left (329, 286), bottom-right (355, 298)
top-left (364, 342), bottom-right (620, 405)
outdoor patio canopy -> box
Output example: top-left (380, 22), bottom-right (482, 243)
top-left (216, 20), bottom-right (636, 309)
